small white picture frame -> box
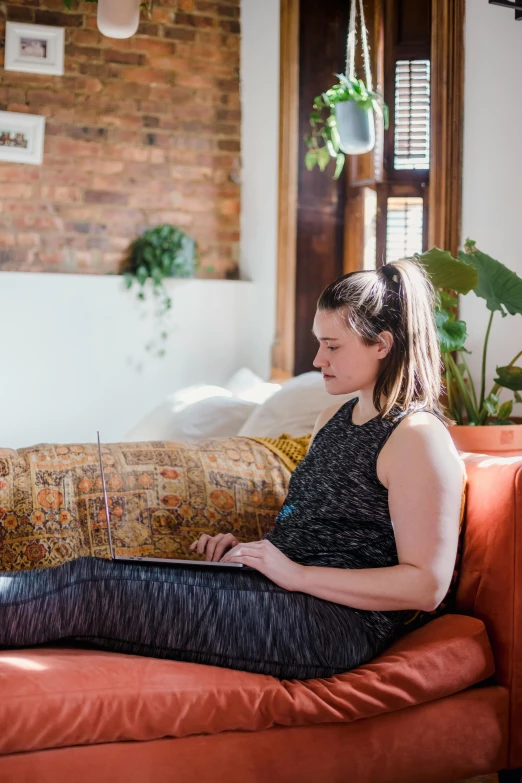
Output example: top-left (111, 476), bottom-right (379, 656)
top-left (0, 111), bottom-right (46, 166)
top-left (4, 21), bottom-right (65, 76)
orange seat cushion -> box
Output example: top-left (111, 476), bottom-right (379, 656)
top-left (0, 613), bottom-right (494, 756)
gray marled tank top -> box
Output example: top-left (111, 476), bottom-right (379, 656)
top-left (263, 397), bottom-right (412, 570)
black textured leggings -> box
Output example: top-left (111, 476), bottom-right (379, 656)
top-left (0, 556), bottom-right (397, 680)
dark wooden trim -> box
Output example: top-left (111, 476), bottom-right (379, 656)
top-left (293, 0), bottom-right (349, 375)
top-left (271, 0), bottom-right (300, 381)
top-left (428, 0), bottom-right (466, 256)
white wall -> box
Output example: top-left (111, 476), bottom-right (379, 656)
top-left (238, 0), bottom-right (280, 379)
top-left (0, 0), bottom-right (282, 449)
top-left (461, 1), bottom-right (522, 413)
top-left (0, 273), bottom-right (254, 448)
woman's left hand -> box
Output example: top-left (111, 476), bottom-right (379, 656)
top-left (220, 539), bottom-right (304, 592)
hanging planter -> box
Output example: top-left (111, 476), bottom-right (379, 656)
top-left (305, 0), bottom-right (388, 178)
top-left (335, 89), bottom-right (376, 154)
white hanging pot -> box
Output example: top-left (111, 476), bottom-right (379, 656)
top-left (335, 100), bottom-right (375, 155)
top-left (97, 0), bottom-right (141, 39)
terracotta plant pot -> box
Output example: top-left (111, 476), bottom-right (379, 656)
top-left (450, 425), bottom-right (522, 454)
top-left (97, 0), bottom-right (141, 39)
top-left (335, 100), bottom-right (375, 155)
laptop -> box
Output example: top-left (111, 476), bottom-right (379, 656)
top-left (96, 432), bottom-right (250, 569)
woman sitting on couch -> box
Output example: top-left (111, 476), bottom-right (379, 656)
top-left (0, 259), bottom-right (464, 680)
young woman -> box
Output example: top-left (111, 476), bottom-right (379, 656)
top-left (0, 259), bottom-right (464, 681)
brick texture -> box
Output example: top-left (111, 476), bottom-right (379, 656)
top-left (0, 0), bottom-right (241, 277)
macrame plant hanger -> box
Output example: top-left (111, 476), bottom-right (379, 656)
top-left (346, 0), bottom-right (373, 92)
top-left (336, 0), bottom-right (376, 155)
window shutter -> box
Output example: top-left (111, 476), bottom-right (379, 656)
top-left (386, 196), bottom-right (424, 260)
top-left (394, 59), bottom-right (431, 171)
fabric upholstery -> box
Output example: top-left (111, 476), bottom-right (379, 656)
top-left (457, 452), bottom-right (522, 768)
top-left (0, 438), bottom-right (291, 572)
top-left (0, 686), bottom-right (508, 783)
top-left (0, 613), bottom-right (493, 756)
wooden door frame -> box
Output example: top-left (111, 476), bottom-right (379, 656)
top-left (271, 0), bottom-right (300, 383)
top-left (428, 0), bottom-right (466, 256)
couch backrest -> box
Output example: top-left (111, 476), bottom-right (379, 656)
top-left (456, 452), bottom-right (522, 768)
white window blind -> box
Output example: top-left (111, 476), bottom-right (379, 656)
top-left (363, 188), bottom-right (377, 270)
top-left (394, 59), bottom-right (430, 171)
top-left (386, 197), bottom-right (423, 261)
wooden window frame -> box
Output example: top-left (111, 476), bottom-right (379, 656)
top-left (271, 0), bottom-right (300, 382)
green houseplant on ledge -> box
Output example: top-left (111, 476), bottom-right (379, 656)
top-left (417, 240), bottom-right (522, 453)
top-left (123, 224), bottom-right (213, 359)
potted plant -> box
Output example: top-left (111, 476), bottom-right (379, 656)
top-left (417, 240), bottom-right (522, 452)
top-left (123, 224), bottom-right (209, 358)
top-left (304, 0), bottom-right (388, 178)
top-left (304, 74), bottom-right (388, 179)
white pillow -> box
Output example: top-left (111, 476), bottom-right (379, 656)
top-left (225, 367), bottom-right (281, 404)
top-left (123, 384), bottom-right (257, 443)
top-left (237, 371), bottom-right (358, 438)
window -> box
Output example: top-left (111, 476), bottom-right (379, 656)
top-left (394, 59), bottom-right (431, 171)
top-left (386, 196), bottom-right (424, 259)
top-left (343, 0), bottom-right (432, 271)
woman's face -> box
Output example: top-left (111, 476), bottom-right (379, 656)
top-left (312, 309), bottom-right (392, 394)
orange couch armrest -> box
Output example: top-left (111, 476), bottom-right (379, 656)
top-left (457, 453), bottom-right (522, 768)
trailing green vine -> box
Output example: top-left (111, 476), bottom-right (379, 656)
top-left (123, 225), bottom-right (214, 358)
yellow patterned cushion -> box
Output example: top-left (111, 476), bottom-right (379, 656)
top-left (246, 433), bottom-right (312, 472)
top-left (0, 437), bottom-right (298, 572)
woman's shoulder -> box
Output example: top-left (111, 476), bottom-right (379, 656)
top-left (387, 409), bottom-right (456, 451)
top-left (379, 410), bottom-right (464, 483)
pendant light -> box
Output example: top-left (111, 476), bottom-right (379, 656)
top-left (97, 0), bottom-right (141, 39)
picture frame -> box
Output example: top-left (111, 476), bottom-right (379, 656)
top-left (4, 21), bottom-right (65, 76)
top-left (0, 111), bottom-right (46, 166)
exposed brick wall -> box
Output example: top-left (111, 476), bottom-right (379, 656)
top-left (0, 0), bottom-right (241, 277)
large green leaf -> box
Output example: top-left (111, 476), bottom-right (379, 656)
top-left (435, 308), bottom-right (468, 353)
top-left (304, 150), bottom-right (318, 171)
top-left (416, 247), bottom-right (478, 294)
top-left (458, 246), bottom-right (522, 316)
top-left (438, 290), bottom-right (458, 310)
top-left (483, 392), bottom-right (500, 416)
top-left (494, 365), bottom-right (522, 391)
top-left (498, 400), bottom-right (514, 420)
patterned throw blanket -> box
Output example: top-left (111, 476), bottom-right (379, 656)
top-left (0, 435), bottom-right (310, 573)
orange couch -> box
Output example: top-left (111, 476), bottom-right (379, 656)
top-left (0, 452), bottom-right (521, 783)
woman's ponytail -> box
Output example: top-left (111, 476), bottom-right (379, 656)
top-left (381, 259), bottom-right (442, 417)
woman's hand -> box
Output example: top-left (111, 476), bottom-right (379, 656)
top-left (189, 532), bottom-right (241, 562)
top-left (221, 539), bottom-right (304, 592)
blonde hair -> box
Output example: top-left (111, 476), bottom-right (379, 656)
top-left (317, 259), bottom-right (450, 423)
